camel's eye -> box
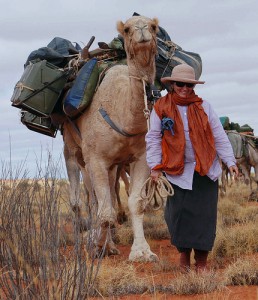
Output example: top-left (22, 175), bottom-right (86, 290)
top-left (124, 27), bottom-right (130, 34)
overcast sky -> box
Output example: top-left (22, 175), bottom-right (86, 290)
top-left (1, 0), bottom-right (258, 177)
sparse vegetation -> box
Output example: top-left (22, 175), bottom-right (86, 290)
top-left (0, 155), bottom-right (102, 299)
top-left (0, 156), bottom-right (257, 298)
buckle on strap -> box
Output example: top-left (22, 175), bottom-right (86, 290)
top-left (145, 84), bottom-right (161, 102)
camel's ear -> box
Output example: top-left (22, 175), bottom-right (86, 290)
top-left (152, 18), bottom-right (159, 33)
top-left (117, 21), bottom-right (125, 36)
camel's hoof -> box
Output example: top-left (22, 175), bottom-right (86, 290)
top-left (94, 245), bottom-right (120, 257)
top-left (249, 191), bottom-right (258, 202)
top-left (129, 249), bottom-right (158, 262)
top-left (220, 191), bottom-right (226, 198)
top-left (73, 218), bottom-right (90, 232)
top-left (117, 211), bottom-right (128, 225)
top-left (108, 246), bottom-right (120, 256)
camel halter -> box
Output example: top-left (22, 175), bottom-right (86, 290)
top-left (127, 31), bottom-right (158, 131)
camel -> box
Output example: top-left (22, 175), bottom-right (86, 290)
top-left (220, 131), bottom-right (258, 198)
top-left (243, 137), bottom-right (258, 190)
top-left (219, 131), bottom-right (242, 196)
top-left (62, 15), bottom-right (159, 261)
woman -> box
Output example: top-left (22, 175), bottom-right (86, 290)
top-left (145, 64), bottom-right (238, 271)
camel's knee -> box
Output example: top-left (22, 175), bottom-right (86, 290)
top-left (98, 206), bottom-right (117, 225)
top-left (245, 178), bottom-right (250, 185)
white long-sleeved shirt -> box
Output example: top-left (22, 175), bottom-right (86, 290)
top-left (145, 100), bottom-right (236, 190)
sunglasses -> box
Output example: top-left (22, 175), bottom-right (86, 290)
top-left (174, 81), bottom-right (195, 88)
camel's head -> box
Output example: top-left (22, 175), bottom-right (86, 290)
top-left (117, 16), bottom-right (159, 58)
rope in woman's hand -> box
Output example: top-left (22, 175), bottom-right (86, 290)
top-left (140, 175), bottom-right (174, 211)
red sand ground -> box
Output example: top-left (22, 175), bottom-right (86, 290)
top-left (90, 239), bottom-right (257, 300)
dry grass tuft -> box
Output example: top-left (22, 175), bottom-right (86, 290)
top-left (151, 256), bottom-right (177, 272)
top-left (224, 257), bottom-right (258, 286)
top-left (226, 183), bottom-right (251, 204)
top-left (155, 269), bottom-right (224, 295)
top-left (211, 223), bottom-right (258, 266)
top-left (94, 259), bottom-right (150, 297)
top-left (114, 221), bottom-right (134, 245)
top-left (114, 210), bottom-right (170, 245)
top-left (143, 211), bottom-right (170, 240)
top-left (218, 197), bottom-right (258, 226)
top-left (94, 262), bottom-right (225, 297)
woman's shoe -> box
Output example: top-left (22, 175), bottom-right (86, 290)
top-left (179, 250), bottom-right (191, 272)
top-left (194, 249), bottom-right (208, 272)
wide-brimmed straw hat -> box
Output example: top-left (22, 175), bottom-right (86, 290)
top-left (161, 64), bottom-right (205, 84)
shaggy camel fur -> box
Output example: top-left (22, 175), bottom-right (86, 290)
top-left (63, 15), bottom-right (159, 261)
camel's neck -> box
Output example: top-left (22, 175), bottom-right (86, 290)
top-left (112, 43), bottom-right (156, 134)
top-left (120, 60), bottom-right (155, 134)
top-left (127, 51), bottom-right (156, 84)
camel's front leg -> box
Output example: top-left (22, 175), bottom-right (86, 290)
top-left (248, 164), bottom-right (258, 201)
top-left (128, 155), bottom-right (158, 262)
top-left (253, 165), bottom-right (258, 190)
top-left (220, 166), bottom-right (227, 197)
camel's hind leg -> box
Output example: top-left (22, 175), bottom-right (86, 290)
top-left (115, 164), bottom-right (128, 224)
top-left (87, 157), bottom-right (120, 256)
top-left (64, 144), bottom-right (90, 231)
top-left (64, 144), bottom-right (82, 209)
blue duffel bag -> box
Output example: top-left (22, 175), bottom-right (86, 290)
top-left (63, 58), bottom-right (99, 118)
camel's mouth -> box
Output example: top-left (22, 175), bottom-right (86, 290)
top-left (137, 40), bottom-right (149, 45)
top-left (138, 39), bottom-right (151, 43)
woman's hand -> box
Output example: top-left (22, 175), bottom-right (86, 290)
top-left (150, 170), bottom-right (163, 183)
top-left (229, 165), bottom-right (239, 179)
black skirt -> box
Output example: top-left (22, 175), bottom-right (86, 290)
top-left (164, 172), bottom-right (218, 251)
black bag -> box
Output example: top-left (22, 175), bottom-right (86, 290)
top-left (155, 27), bottom-right (202, 90)
top-left (115, 13), bottom-right (203, 91)
top-left (239, 124), bottom-right (254, 133)
top-left (25, 37), bottom-right (81, 68)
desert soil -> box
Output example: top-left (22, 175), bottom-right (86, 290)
top-left (90, 239), bottom-right (257, 300)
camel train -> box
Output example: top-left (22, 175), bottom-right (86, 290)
top-left (220, 131), bottom-right (258, 198)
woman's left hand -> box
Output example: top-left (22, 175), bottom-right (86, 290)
top-left (150, 170), bottom-right (163, 183)
top-left (229, 165), bottom-right (239, 179)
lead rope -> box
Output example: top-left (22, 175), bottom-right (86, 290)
top-left (129, 75), bottom-right (151, 130)
top-left (129, 75), bottom-right (173, 210)
top-left (142, 78), bottom-right (151, 131)
top-left (140, 175), bottom-right (174, 211)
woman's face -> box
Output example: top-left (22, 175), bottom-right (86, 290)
top-left (173, 82), bottom-right (195, 98)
